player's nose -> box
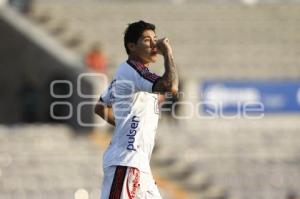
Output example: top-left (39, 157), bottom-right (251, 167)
top-left (150, 39), bottom-right (157, 48)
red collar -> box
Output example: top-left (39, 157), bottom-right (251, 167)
top-left (127, 59), bottom-right (148, 69)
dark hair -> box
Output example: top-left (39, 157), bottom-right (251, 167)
top-left (124, 20), bottom-right (155, 55)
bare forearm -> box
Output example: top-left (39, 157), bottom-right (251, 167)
top-left (163, 52), bottom-right (178, 93)
top-left (103, 107), bottom-right (115, 126)
top-left (94, 104), bottom-right (115, 126)
top-left (154, 52), bottom-right (179, 94)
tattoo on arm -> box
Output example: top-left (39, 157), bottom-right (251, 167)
top-left (153, 53), bottom-right (179, 94)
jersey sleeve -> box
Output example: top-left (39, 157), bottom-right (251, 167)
top-left (98, 80), bottom-right (115, 106)
top-left (99, 88), bottom-right (110, 106)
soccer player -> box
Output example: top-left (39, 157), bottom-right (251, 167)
top-left (95, 20), bottom-right (178, 199)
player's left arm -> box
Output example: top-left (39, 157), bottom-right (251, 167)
top-left (153, 38), bottom-right (179, 95)
top-left (94, 102), bottom-right (115, 126)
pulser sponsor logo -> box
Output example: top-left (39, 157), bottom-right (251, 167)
top-left (127, 116), bottom-right (140, 151)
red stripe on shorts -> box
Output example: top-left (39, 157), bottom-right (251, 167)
top-left (109, 166), bottom-right (127, 199)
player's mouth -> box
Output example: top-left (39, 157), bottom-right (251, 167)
top-left (151, 48), bottom-right (158, 55)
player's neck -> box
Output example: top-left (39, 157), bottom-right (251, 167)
top-left (128, 55), bottom-right (149, 67)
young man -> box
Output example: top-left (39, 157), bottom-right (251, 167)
top-left (95, 20), bottom-right (178, 199)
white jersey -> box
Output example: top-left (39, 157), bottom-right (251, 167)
top-left (99, 60), bottom-right (161, 173)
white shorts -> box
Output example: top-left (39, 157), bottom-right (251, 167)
top-left (100, 165), bottom-right (163, 199)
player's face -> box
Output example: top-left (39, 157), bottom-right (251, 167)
top-left (130, 30), bottom-right (158, 65)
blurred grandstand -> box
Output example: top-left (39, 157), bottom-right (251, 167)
top-left (1, 0), bottom-right (300, 199)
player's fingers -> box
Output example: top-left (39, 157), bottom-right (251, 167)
top-left (157, 38), bottom-right (165, 46)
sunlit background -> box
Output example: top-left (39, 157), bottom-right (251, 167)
top-left (1, 0), bottom-right (300, 199)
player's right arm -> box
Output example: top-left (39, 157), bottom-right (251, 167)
top-left (94, 82), bottom-right (115, 126)
top-left (94, 102), bottom-right (115, 126)
top-left (153, 37), bottom-right (179, 95)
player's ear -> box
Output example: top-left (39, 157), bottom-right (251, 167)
top-left (127, 43), bottom-right (136, 53)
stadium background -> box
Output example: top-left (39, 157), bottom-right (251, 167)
top-left (1, 0), bottom-right (300, 199)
